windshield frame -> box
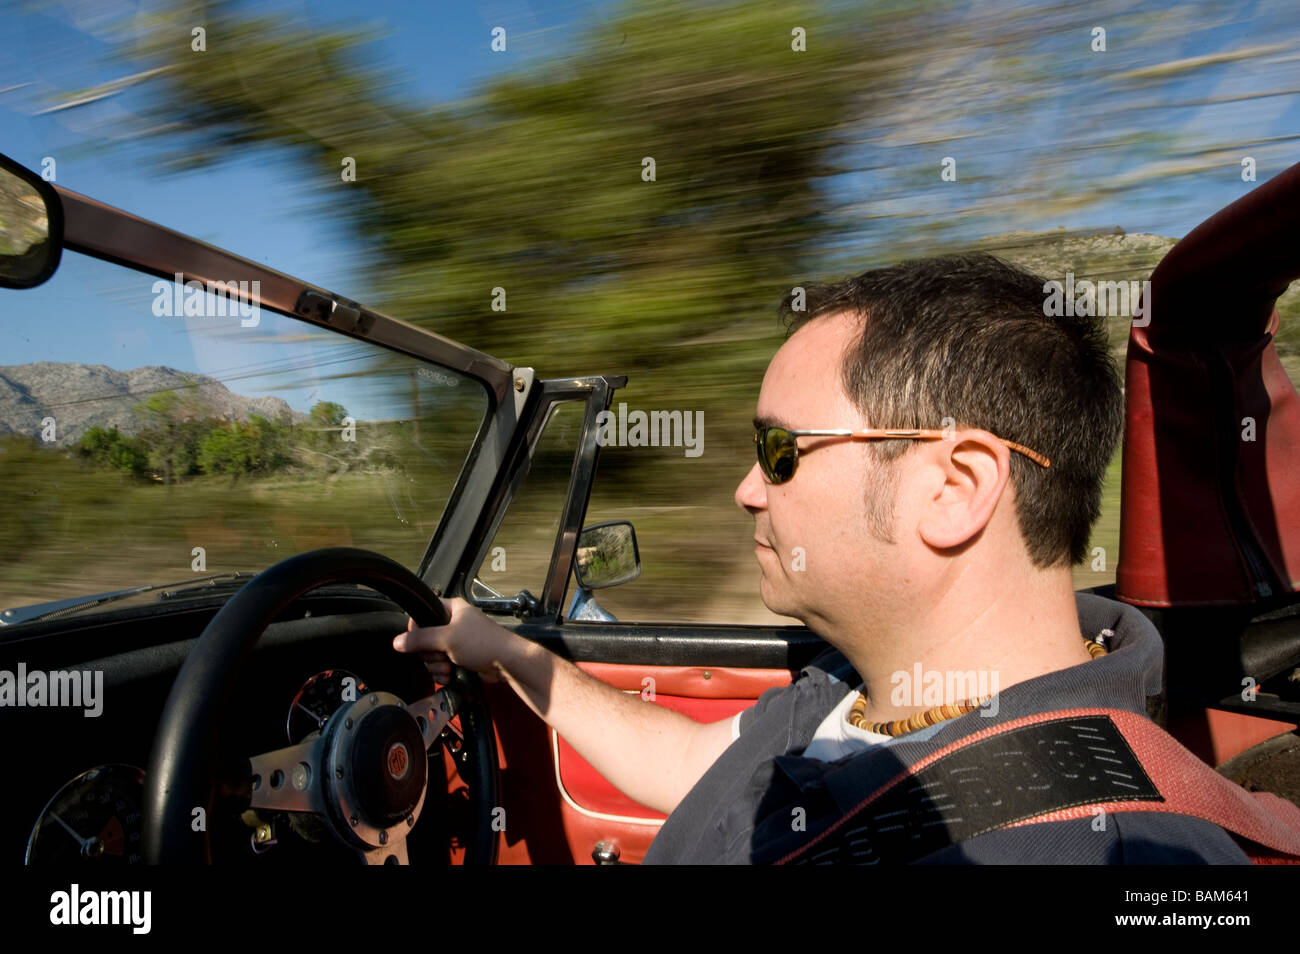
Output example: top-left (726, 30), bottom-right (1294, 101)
top-left (56, 185), bottom-right (515, 400)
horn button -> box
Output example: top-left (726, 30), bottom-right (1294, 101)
top-left (329, 700), bottom-right (428, 831)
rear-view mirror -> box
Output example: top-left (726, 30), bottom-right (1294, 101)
top-left (0, 154), bottom-right (63, 289)
top-left (573, 520), bottom-right (641, 590)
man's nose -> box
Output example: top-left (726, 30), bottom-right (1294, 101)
top-left (735, 461), bottom-right (767, 512)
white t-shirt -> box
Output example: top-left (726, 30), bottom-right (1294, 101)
top-left (730, 670), bottom-right (894, 761)
top-left (801, 684), bottom-right (893, 761)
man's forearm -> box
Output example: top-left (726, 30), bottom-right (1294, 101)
top-left (492, 634), bottom-right (708, 815)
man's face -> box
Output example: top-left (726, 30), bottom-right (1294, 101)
top-left (735, 311), bottom-right (900, 627)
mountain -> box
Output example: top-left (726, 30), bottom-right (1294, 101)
top-left (0, 362), bottom-right (307, 447)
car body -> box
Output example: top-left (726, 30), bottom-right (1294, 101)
top-left (1, 152), bottom-right (1297, 867)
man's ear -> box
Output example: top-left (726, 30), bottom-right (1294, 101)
top-left (914, 430), bottom-right (1011, 551)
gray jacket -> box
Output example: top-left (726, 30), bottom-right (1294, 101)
top-left (642, 593), bottom-right (1250, 864)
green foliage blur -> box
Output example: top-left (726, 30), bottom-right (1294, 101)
top-left (74, 398), bottom-right (353, 483)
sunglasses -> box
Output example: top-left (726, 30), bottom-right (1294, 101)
top-left (753, 425), bottom-right (1051, 485)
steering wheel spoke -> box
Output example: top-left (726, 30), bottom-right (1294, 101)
top-left (358, 839), bottom-right (409, 865)
top-left (248, 737), bottom-right (327, 814)
top-left (404, 688), bottom-right (457, 750)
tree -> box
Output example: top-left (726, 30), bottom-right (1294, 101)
top-left (109, 0), bottom-right (912, 419)
top-left (75, 426), bottom-right (149, 477)
top-left (197, 414), bottom-right (290, 480)
top-left (197, 421), bottom-right (253, 478)
top-left (306, 401), bottom-right (349, 451)
top-left (132, 383), bottom-right (206, 488)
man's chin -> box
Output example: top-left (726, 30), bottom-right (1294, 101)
top-left (757, 574), bottom-right (801, 620)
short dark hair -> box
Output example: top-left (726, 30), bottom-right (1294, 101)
top-left (779, 252), bottom-right (1123, 568)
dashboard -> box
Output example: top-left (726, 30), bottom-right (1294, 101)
top-left (1, 590), bottom-right (457, 865)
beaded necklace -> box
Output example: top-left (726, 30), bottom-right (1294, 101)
top-left (847, 634), bottom-right (1111, 737)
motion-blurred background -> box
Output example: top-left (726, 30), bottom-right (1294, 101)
top-left (2, 0), bottom-right (1299, 623)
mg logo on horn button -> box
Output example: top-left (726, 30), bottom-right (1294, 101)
top-left (387, 742), bottom-right (410, 780)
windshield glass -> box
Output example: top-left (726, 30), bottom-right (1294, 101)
top-left (0, 250), bottom-right (488, 621)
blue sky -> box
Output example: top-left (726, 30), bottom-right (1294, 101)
top-left (0, 0), bottom-right (615, 417)
top-left (1, 0), bottom-right (1298, 417)
top-left (0, 0), bottom-right (609, 280)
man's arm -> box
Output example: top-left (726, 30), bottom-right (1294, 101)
top-left (394, 598), bottom-right (739, 816)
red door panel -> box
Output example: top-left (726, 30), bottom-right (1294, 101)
top-left (552, 697), bottom-right (757, 821)
top-left (457, 662), bottom-right (793, 865)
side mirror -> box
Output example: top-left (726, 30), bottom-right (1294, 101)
top-left (0, 154), bottom-right (63, 289)
top-left (573, 520), bottom-right (641, 590)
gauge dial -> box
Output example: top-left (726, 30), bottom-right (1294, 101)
top-left (286, 669), bottom-right (368, 743)
top-left (25, 764), bottom-right (146, 865)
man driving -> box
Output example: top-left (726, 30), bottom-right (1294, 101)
top-left (393, 252), bottom-right (1262, 863)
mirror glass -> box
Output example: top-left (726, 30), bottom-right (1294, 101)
top-left (574, 521), bottom-right (640, 590)
top-left (0, 166), bottom-right (56, 286)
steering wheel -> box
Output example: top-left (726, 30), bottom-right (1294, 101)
top-left (142, 547), bottom-right (500, 865)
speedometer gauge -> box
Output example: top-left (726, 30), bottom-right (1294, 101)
top-left (25, 764), bottom-right (146, 865)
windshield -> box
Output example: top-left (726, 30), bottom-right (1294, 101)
top-left (0, 250), bottom-right (488, 621)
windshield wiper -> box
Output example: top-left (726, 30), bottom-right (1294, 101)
top-left (0, 572), bottom-right (255, 626)
top-left (154, 573), bottom-right (262, 601)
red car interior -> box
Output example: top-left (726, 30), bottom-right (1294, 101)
top-left (1119, 162), bottom-right (1300, 606)
top-left (443, 664), bottom-right (792, 864)
top-left (1115, 161), bottom-right (1300, 803)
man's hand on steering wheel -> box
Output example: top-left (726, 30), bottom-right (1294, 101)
top-left (393, 597), bottom-right (517, 684)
